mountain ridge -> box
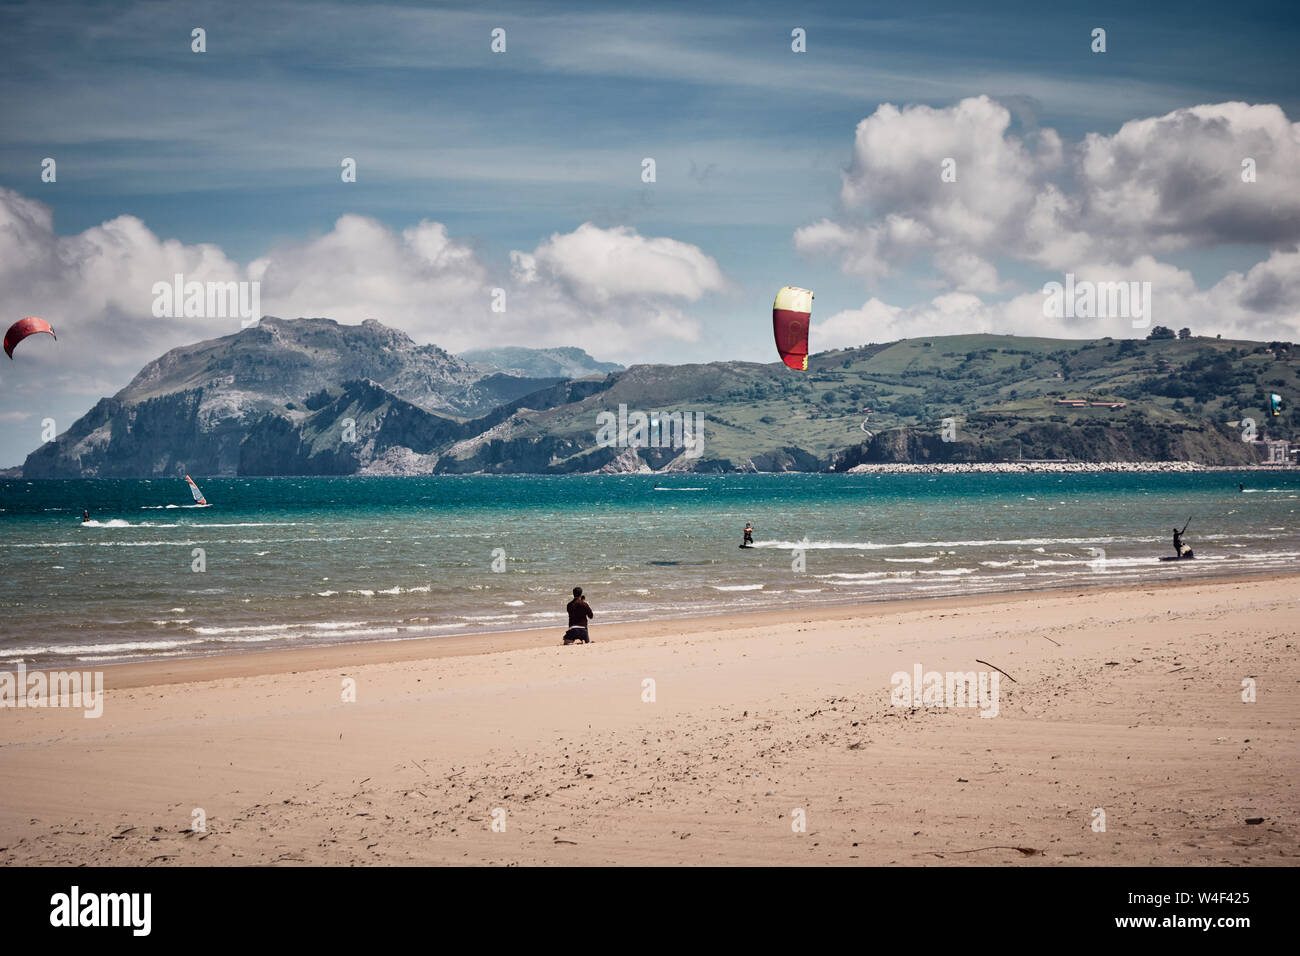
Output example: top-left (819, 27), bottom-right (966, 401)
top-left (460, 345), bottom-right (623, 379)
top-left (21, 319), bottom-right (1297, 476)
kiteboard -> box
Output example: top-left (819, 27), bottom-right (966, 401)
top-left (739, 544), bottom-right (754, 549)
top-left (1159, 550), bottom-right (1195, 561)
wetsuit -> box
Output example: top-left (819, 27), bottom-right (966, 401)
top-left (565, 597), bottom-right (592, 643)
top-left (743, 527), bottom-right (753, 545)
top-left (1173, 530), bottom-right (1184, 556)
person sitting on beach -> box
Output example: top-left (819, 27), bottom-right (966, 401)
top-left (743, 523), bottom-right (754, 546)
top-left (564, 586), bottom-right (593, 645)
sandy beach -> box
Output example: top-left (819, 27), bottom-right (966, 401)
top-left (1, 573), bottom-right (1296, 866)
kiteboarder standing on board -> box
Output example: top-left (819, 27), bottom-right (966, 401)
top-left (81, 509), bottom-right (89, 523)
top-left (1172, 520), bottom-right (1191, 558)
top-left (564, 587), bottom-right (593, 645)
top-left (743, 523), bottom-right (754, 546)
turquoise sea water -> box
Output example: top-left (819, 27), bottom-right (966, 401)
top-left (1, 472), bottom-right (1297, 666)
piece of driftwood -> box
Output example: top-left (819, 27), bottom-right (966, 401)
top-left (975, 659), bottom-right (1018, 683)
top-left (952, 845), bottom-right (1042, 856)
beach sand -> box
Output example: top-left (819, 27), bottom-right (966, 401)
top-left (1, 574), bottom-right (1296, 866)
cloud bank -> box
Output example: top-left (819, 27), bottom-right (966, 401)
top-left (801, 97), bottom-right (1300, 347)
top-left (0, 188), bottom-right (727, 390)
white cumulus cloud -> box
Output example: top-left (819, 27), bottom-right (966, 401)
top-left (800, 96), bottom-right (1300, 343)
top-left (805, 97), bottom-right (1300, 278)
top-left (815, 249), bottom-right (1300, 349)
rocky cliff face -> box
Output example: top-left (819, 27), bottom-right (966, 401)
top-left (235, 376), bottom-right (618, 477)
top-left (23, 389), bottom-right (262, 478)
top-left (25, 318), bottom-right (562, 477)
top-left (238, 379), bottom-right (466, 475)
top-left (831, 421), bottom-right (1261, 470)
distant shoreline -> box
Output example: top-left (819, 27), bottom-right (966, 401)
top-left (75, 568), bottom-right (1300, 689)
top-left (51, 564), bottom-right (1297, 678)
top-left (2, 463), bottom-right (1296, 479)
top-left (845, 461), bottom-right (1297, 474)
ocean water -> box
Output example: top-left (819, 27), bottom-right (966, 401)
top-left (1, 472), bottom-right (1297, 666)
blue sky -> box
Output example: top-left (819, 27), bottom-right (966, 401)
top-left (1, 0), bottom-right (1298, 465)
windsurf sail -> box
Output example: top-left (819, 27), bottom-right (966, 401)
top-left (184, 475), bottom-right (207, 506)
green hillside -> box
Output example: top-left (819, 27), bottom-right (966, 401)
top-left (433, 333), bottom-right (1295, 471)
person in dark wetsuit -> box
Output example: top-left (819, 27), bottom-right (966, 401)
top-left (1172, 526), bottom-right (1185, 557)
top-left (564, 586), bottom-right (593, 644)
top-left (743, 523), bottom-right (754, 546)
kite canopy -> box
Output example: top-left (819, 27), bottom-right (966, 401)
top-left (772, 287), bottom-right (813, 370)
top-left (4, 317), bottom-right (56, 359)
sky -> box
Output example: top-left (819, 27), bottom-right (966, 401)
top-left (1, 0), bottom-right (1298, 466)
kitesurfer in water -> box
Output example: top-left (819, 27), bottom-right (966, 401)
top-left (564, 587), bottom-right (593, 644)
top-left (1172, 526), bottom-right (1186, 557)
top-left (81, 509), bottom-right (89, 523)
top-left (743, 523), bottom-right (754, 546)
